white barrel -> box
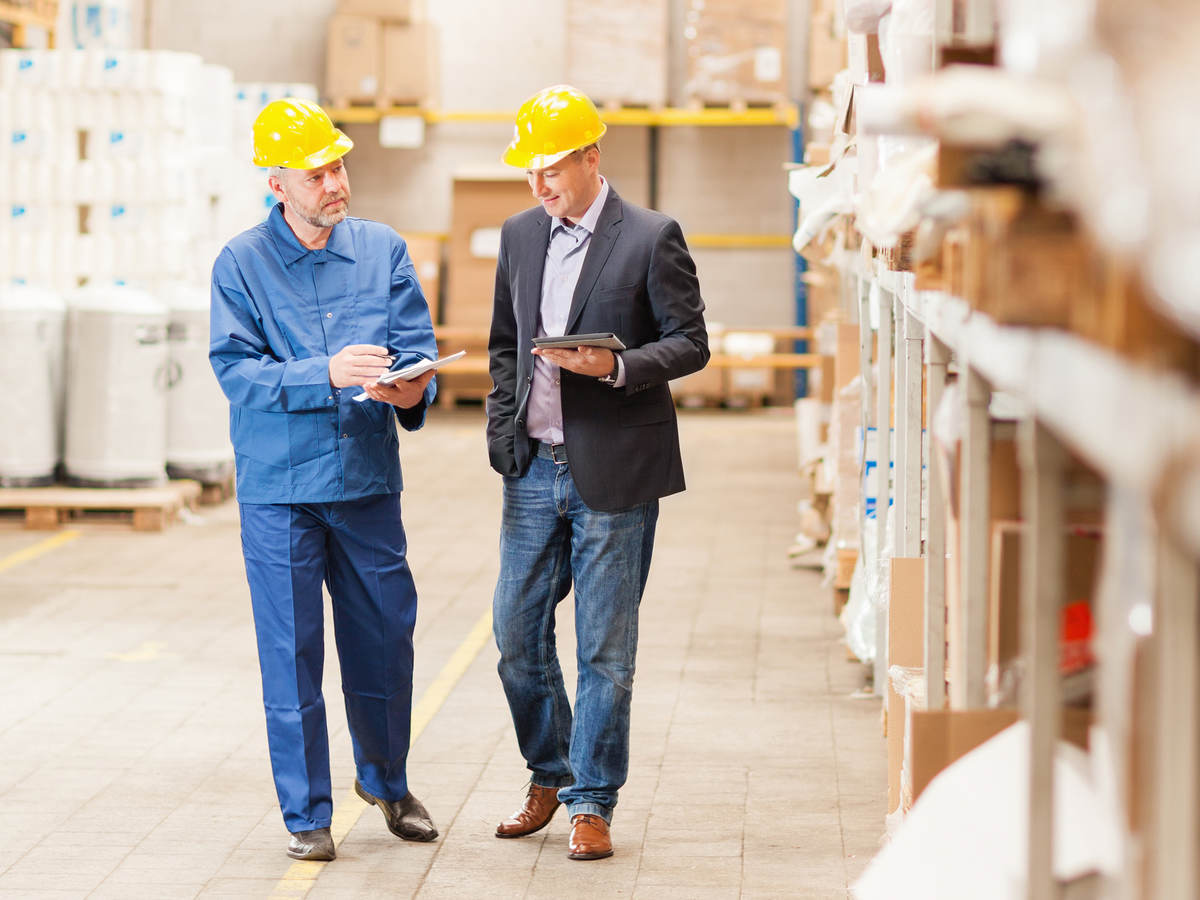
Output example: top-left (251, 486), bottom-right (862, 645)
top-left (162, 282), bottom-right (233, 482)
top-left (0, 285), bottom-right (65, 485)
top-left (63, 283), bottom-right (168, 486)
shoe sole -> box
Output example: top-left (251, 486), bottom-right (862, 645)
top-left (286, 848), bottom-right (335, 861)
top-left (567, 848), bottom-right (614, 860)
top-left (495, 805), bottom-right (560, 839)
top-left (355, 781), bottom-right (439, 842)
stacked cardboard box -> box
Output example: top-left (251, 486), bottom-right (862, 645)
top-left (402, 234), bottom-right (442, 323)
top-left (325, 1), bottom-right (437, 107)
top-left (567, 0), bottom-right (668, 107)
top-left (681, 0), bottom-right (788, 106)
top-left (440, 173), bottom-right (533, 402)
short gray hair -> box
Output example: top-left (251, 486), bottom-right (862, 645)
top-left (268, 165), bottom-right (286, 181)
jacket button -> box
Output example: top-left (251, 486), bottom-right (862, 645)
top-left (516, 418), bottom-right (525, 429)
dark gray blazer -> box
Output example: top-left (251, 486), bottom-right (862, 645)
top-left (485, 186), bottom-right (710, 512)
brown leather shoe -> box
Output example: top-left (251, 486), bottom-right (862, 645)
top-left (495, 783), bottom-right (561, 838)
top-left (567, 813), bottom-right (613, 860)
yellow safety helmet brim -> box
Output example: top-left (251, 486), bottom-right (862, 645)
top-left (252, 97), bottom-right (355, 169)
top-left (502, 84), bottom-right (607, 170)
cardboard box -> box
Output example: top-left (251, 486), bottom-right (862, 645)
top-left (808, 14), bottom-right (847, 89)
top-left (336, 0), bottom-right (413, 19)
top-left (382, 22), bottom-right (438, 105)
top-left (325, 15), bottom-right (382, 105)
top-left (905, 705), bottom-right (1092, 810)
top-left (445, 174), bottom-right (533, 328)
top-left (567, 0), bottom-right (668, 106)
top-left (989, 522), bottom-right (1102, 686)
top-left (402, 234), bottom-right (441, 322)
top-left (681, 0), bottom-right (788, 105)
top-left (887, 557), bottom-right (925, 813)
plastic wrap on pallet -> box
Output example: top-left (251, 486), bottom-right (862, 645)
top-left (843, 0), bottom-right (891, 34)
top-left (682, 0), bottom-right (788, 105)
top-left (567, 0), bottom-right (668, 107)
top-left (889, 664), bottom-right (926, 706)
top-left (879, 0), bottom-right (935, 86)
top-left (830, 375), bottom-right (863, 549)
top-left (840, 534), bottom-right (875, 662)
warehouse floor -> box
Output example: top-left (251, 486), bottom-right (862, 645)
top-left (0, 408), bottom-right (884, 900)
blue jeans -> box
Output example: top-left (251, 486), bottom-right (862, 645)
top-left (493, 452), bottom-right (658, 824)
top-left (240, 494), bottom-right (418, 833)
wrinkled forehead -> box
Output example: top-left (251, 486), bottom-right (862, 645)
top-left (279, 157), bottom-right (348, 182)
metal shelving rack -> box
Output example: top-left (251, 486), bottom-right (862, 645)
top-left (852, 266), bottom-right (1200, 899)
top-left (0, 0), bottom-right (56, 47)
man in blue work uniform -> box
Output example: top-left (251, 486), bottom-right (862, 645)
top-left (210, 98), bottom-right (439, 862)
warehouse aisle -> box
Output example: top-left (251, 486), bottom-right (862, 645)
top-left (0, 408), bottom-right (884, 900)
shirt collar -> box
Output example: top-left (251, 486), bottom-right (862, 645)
top-left (551, 176), bottom-right (608, 236)
top-left (267, 202), bottom-right (356, 264)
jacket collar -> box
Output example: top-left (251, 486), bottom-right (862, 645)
top-left (267, 202), bottom-right (356, 265)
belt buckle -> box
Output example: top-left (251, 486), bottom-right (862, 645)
top-left (549, 442), bottom-right (567, 464)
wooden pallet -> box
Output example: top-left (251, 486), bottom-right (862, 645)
top-left (0, 480), bottom-right (202, 531)
top-left (197, 475), bottom-right (234, 506)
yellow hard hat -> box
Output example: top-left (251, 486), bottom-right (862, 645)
top-left (252, 97), bottom-right (354, 169)
top-left (502, 84), bottom-right (607, 170)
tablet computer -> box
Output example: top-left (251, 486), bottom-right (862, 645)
top-left (353, 350), bottom-right (466, 401)
top-left (532, 333), bottom-right (626, 351)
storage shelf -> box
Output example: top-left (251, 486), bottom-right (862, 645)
top-left (329, 105), bottom-right (799, 128)
top-left (406, 232), bottom-right (792, 251)
top-left (0, 1), bottom-right (56, 30)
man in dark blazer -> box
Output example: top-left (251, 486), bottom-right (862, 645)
top-left (486, 85), bottom-right (709, 861)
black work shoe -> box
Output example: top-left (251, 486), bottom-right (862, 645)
top-left (354, 780), bottom-right (439, 842)
top-left (287, 827), bottom-right (335, 861)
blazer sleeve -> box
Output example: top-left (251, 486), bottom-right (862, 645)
top-left (485, 224), bottom-right (522, 477)
top-left (619, 218), bottom-right (710, 391)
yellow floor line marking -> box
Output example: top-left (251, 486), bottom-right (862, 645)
top-left (269, 607), bottom-right (494, 899)
top-left (0, 530), bottom-right (81, 575)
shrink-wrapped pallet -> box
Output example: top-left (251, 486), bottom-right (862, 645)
top-left (567, 0), bottom-right (668, 107)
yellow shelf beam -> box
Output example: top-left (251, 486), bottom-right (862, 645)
top-left (331, 105), bottom-right (798, 128)
top-left (406, 232), bottom-right (790, 251)
top-left (688, 233), bottom-right (792, 249)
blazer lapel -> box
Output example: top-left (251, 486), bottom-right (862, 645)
top-left (566, 189), bottom-right (623, 334)
top-left (518, 212), bottom-right (551, 332)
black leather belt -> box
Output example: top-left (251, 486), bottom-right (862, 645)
top-left (534, 441), bottom-right (568, 463)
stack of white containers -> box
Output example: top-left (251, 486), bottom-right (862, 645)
top-left (63, 283), bottom-right (169, 486)
top-left (0, 43), bottom-right (318, 489)
top-left (0, 285), bottom-right (66, 486)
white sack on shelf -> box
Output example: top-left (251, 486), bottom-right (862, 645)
top-left (840, 519), bottom-right (876, 663)
top-left (856, 140), bottom-right (936, 248)
top-left (856, 65), bottom-right (1075, 146)
top-left (844, 0), bottom-right (892, 34)
top-left (852, 722), bottom-right (1123, 899)
top-left (879, 0), bottom-right (935, 86)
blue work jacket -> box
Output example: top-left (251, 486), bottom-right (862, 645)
top-left (210, 203), bottom-right (437, 505)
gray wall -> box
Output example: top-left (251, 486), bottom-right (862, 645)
top-left (148, 0), bottom-right (797, 327)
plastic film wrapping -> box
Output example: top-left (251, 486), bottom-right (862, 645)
top-left (566, 0), bottom-right (668, 107)
top-left (682, 0), bottom-right (788, 105)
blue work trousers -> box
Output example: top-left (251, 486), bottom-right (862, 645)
top-left (239, 493), bottom-right (418, 833)
top-left (492, 452), bottom-right (658, 824)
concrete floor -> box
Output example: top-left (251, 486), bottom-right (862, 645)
top-left (0, 408), bottom-right (885, 899)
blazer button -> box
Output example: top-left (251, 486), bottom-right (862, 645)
top-left (516, 418), bottom-right (525, 429)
